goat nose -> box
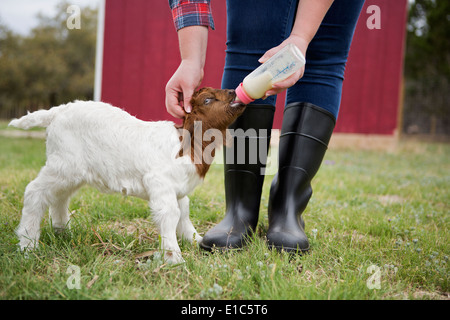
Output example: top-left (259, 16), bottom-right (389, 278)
top-left (227, 89), bottom-right (235, 95)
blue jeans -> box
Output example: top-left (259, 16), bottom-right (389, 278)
top-left (221, 0), bottom-right (365, 119)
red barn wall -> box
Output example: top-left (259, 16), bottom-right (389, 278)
top-left (99, 0), bottom-right (407, 133)
top-left (337, 0), bottom-right (408, 134)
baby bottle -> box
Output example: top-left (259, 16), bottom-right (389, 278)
top-left (235, 43), bottom-right (306, 104)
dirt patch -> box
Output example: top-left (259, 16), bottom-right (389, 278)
top-left (0, 129), bottom-right (46, 139)
top-left (106, 218), bottom-right (157, 244)
top-left (376, 194), bottom-right (406, 206)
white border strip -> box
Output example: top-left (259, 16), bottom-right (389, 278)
top-left (94, 0), bottom-right (105, 101)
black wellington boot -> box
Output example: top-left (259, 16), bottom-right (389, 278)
top-left (267, 102), bottom-right (335, 253)
top-left (200, 104), bottom-right (275, 251)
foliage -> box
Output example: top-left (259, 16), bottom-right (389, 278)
top-left (0, 2), bottom-right (97, 118)
top-left (404, 0), bottom-right (450, 135)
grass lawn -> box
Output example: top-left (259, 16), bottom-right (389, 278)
top-left (0, 128), bottom-right (448, 300)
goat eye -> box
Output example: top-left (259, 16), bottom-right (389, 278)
top-left (204, 98), bottom-right (214, 105)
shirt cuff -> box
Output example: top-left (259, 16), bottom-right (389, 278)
top-left (170, 1), bottom-right (215, 31)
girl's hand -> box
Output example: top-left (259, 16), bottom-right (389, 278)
top-left (165, 60), bottom-right (204, 118)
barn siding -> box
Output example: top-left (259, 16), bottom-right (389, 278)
top-left (337, 0), bottom-right (408, 134)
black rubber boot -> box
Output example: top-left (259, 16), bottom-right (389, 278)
top-left (267, 102), bottom-right (335, 253)
top-left (200, 104), bottom-right (275, 251)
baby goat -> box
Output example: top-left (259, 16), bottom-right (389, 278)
top-left (9, 88), bottom-right (245, 263)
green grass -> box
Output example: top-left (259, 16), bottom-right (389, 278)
top-left (0, 133), bottom-right (448, 300)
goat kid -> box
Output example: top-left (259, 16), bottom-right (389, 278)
top-left (9, 88), bottom-right (245, 264)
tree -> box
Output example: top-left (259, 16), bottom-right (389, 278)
top-left (0, 1), bottom-right (97, 118)
top-left (403, 0), bottom-right (450, 135)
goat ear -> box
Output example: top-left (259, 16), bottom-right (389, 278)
top-left (177, 129), bottom-right (191, 158)
top-left (189, 89), bottom-right (202, 109)
top-left (176, 116), bottom-right (194, 158)
top-left (174, 112), bottom-right (189, 135)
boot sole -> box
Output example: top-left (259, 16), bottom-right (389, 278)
top-left (267, 243), bottom-right (310, 254)
top-left (199, 242), bottom-right (245, 252)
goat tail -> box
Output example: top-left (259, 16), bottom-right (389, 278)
top-left (8, 104), bottom-right (67, 130)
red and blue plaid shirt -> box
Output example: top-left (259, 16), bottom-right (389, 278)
top-left (169, 0), bottom-right (215, 31)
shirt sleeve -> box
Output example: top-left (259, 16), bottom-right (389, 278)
top-left (168, 0), bottom-right (215, 31)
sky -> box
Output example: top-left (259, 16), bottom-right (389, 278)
top-left (0, 0), bottom-right (100, 35)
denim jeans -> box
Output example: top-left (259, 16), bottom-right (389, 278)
top-left (221, 0), bottom-right (365, 119)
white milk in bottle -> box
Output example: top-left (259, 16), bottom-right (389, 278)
top-left (235, 43), bottom-right (306, 104)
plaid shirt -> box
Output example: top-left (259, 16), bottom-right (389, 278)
top-left (169, 0), bottom-right (215, 31)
